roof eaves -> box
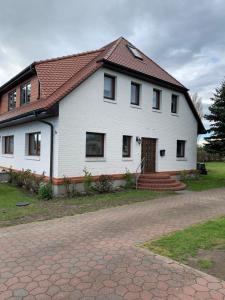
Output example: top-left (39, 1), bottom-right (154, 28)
top-left (0, 63), bottom-right (36, 95)
top-left (34, 48), bottom-right (103, 65)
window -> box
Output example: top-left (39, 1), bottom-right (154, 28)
top-left (177, 140), bottom-right (185, 158)
top-left (127, 45), bottom-right (143, 60)
top-left (21, 82), bottom-right (31, 105)
top-left (86, 132), bottom-right (104, 157)
top-left (3, 136), bottom-right (14, 154)
top-left (8, 90), bottom-right (16, 111)
top-left (104, 74), bottom-right (115, 100)
top-left (28, 132), bottom-right (41, 156)
top-left (122, 135), bottom-right (132, 158)
top-left (153, 89), bottom-right (161, 110)
top-left (131, 82), bottom-right (140, 106)
top-left (171, 94), bottom-right (178, 114)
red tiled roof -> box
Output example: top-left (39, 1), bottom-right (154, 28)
top-left (102, 38), bottom-right (185, 88)
top-left (1, 37), bottom-right (203, 131)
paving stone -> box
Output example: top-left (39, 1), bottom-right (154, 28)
top-left (1, 188), bottom-right (225, 299)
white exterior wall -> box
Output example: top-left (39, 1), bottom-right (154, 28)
top-left (0, 117), bottom-right (59, 177)
top-left (57, 68), bottom-right (198, 178)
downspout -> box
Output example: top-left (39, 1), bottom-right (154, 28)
top-left (39, 119), bottom-right (54, 183)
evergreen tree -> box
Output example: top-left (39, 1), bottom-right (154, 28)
top-left (205, 80), bottom-right (225, 155)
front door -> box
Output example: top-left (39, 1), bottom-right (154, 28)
top-left (141, 138), bottom-right (156, 173)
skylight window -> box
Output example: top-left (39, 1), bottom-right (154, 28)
top-left (127, 45), bottom-right (143, 60)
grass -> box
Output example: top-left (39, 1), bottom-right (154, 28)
top-left (198, 259), bottom-right (214, 269)
top-left (143, 216), bottom-right (225, 263)
top-left (185, 162), bottom-right (225, 191)
top-left (0, 183), bottom-right (172, 227)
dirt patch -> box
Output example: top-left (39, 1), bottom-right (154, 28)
top-left (188, 247), bottom-right (225, 280)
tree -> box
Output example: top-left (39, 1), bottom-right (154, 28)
top-left (204, 81), bottom-right (225, 156)
top-left (191, 92), bottom-right (204, 120)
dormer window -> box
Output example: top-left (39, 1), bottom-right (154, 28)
top-left (21, 82), bottom-right (31, 105)
top-left (8, 90), bottom-right (17, 111)
top-left (127, 45), bottom-right (143, 60)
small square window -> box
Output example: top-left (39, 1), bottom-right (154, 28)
top-left (177, 140), bottom-right (185, 158)
top-left (153, 89), bottom-right (161, 110)
top-left (3, 136), bottom-right (14, 154)
top-left (127, 45), bottom-right (143, 60)
top-left (28, 132), bottom-right (41, 156)
top-left (86, 132), bottom-right (104, 157)
top-left (171, 94), bottom-right (178, 114)
top-left (21, 82), bottom-right (31, 105)
top-left (8, 90), bottom-right (17, 111)
top-left (104, 74), bottom-right (115, 100)
top-left (131, 82), bottom-right (140, 106)
top-left (122, 136), bottom-right (132, 158)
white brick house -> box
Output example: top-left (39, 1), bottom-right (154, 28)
top-left (0, 37), bottom-right (205, 193)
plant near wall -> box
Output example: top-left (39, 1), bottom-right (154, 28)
top-left (63, 175), bottom-right (73, 197)
top-left (23, 169), bottom-right (34, 190)
top-left (31, 172), bottom-right (46, 194)
top-left (94, 175), bottom-right (113, 193)
top-left (63, 175), bottom-right (78, 198)
top-left (38, 182), bottom-right (53, 200)
top-left (123, 169), bottom-right (135, 189)
top-left (83, 167), bottom-right (93, 193)
top-left (7, 168), bottom-right (46, 194)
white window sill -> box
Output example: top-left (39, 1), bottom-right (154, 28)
top-left (1, 154), bottom-right (14, 158)
top-left (85, 157), bottom-right (106, 162)
top-left (104, 98), bottom-right (117, 104)
top-left (171, 113), bottom-right (179, 117)
top-left (25, 156), bottom-right (40, 161)
top-left (152, 109), bottom-right (162, 113)
top-left (176, 157), bottom-right (187, 161)
top-left (130, 104), bottom-right (142, 109)
top-left (122, 158), bottom-right (133, 161)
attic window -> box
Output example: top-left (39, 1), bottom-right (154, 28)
top-left (127, 45), bottom-right (143, 60)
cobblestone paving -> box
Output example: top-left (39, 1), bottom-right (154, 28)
top-left (1, 188), bottom-right (225, 299)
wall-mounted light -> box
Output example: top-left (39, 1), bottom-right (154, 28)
top-left (136, 136), bottom-right (142, 145)
top-left (160, 149), bottom-right (166, 157)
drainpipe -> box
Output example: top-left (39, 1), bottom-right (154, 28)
top-left (39, 119), bottom-right (54, 183)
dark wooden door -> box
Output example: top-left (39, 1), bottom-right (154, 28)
top-left (141, 138), bottom-right (156, 173)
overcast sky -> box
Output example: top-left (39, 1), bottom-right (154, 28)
top-left (0, 0), bottom-right (224, 137)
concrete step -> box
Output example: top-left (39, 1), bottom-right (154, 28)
top-left (138, 182), bottom-right (186, 191)
top-left (139, 174), bottom-right (170, 180)
top-left (138, 182), bottom-right (182, 189)
top-left (138, 178), bottom-right (176, 184)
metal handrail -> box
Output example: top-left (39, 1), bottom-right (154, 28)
top-left (135, 157), bottom-right (146, 189)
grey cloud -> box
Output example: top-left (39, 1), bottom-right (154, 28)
top-left (0, 0), bottom-right (225, 137)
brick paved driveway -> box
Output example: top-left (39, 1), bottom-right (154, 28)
top-left (1, 188), bottom-right (225, 300)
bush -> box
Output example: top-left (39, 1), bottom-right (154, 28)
top-left (83, 167), bottom-right (93, 193)
top-left (62, 176), bottom-right (78, 197)
top-left (180, 170), bottom-right (200, 181)
top-left (8, 168), bottom-right (45, 194)
top-left (31, 172), bottom-right (45, 194)
top-left (123, 169), bottom-right (134, 189)
top-left (38, 182), bottom-right (52, 200)
top-left (94, 175), bottom-right (113, 193)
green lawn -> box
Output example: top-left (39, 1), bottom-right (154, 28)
top-left (0, 183), bottom-right (172, 227)
top-left (185, 162), bottom-right (225, 191)
top-left (143, 216), bottom-right (225, 263)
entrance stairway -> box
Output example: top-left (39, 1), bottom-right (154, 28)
top-left (137, 173), bottom-right (186, 191)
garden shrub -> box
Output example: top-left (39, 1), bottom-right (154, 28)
top-left (180, 169), bottom-right (200, 181)
top-left (83, 167), bottom-right (93, 193)
top-left (8, 168), bottom-right (46, 194)
top-left (62, 176), bottom-right (78, 197)
top-left (94, 175), bottom-right (113, 193)
top-left (123, 169), bottom-right (135, 189)
top-left (38, 182), bottom-right (52, 200)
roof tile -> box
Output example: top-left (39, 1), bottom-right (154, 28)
top-left (0, 37), bottom-right (191, 125)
